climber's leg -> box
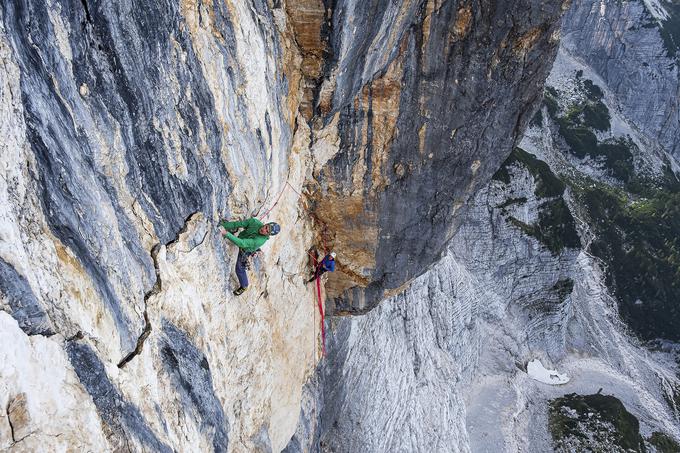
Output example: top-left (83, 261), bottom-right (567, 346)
top-left (234, 250), bottom-right (249, 293)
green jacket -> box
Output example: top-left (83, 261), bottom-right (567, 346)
top-left (220, 218), bottom-right (269, 253)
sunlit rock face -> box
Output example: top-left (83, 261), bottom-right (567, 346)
top-left (0, 1), bottom-right (317, 451)
top-left (0, 0), bottom-right (568, 450)
top-left (7, 0), bottom-right (678, 452)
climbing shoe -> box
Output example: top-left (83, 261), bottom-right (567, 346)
top-left (233, 286), bottom-right (247, 296)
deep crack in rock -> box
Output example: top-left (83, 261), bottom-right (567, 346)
top-left (117, 213), bottom-right (201, 368)
top-left (6, 403), bottom-right (15, 443)
top-left (78, 0), bottom-right (93, 24)
top-left (117, 243), bottom-right (161, 368)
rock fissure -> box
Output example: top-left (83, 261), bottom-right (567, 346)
top-left (78, 0), bottom-right (93, 25)
top-left (118, 212), bottom-right (202, 368)
top-left (6, 403), bottom-right (15, 443)
top-left (117, 243), bottom-right (160, 368)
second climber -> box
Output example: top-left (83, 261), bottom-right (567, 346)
top-left (307, 252), bottom-right (336, 284)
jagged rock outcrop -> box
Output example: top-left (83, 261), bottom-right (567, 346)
top-left (311, 0), bottom-right (568, 314)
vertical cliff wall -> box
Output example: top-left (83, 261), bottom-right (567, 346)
top-left (290, 1), bottom-right (680, 451)
top-left (0, 1), bottom-right (322, 451)
top-left (8, 0), bottom-right (670, 452)
top-left (310, 0), bottom-right (567, 314)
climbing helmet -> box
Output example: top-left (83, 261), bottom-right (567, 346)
top-left (267, 222), bottom-right (281, 236)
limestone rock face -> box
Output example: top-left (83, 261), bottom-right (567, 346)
top-left (0, 1), bottom-right (316, 451)
top-left (0, 0), bottom-right (570, 450)
top-left (6, 0), bottom-right (677, 451)
top-left (561, 0), bottom-right (680, 159)
top-left (285, 0), bottom-right (680, 451)
top-left (312, 0), bottom-right (567, 314)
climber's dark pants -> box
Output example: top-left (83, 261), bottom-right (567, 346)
top-left (235, 250), bottom-right (249, 288)
top-left (306, 267), bottom-right (327, 284)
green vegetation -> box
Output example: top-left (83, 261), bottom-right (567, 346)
top-left (544, 86), bottom-right (559, 117)
top-left (573, 176), bottom-right (680, 341)
top-left (648, 431), bottom-right (680, 453)
top-left (554, 78), bottom-right (610, 132)
top-left (493, 148), bottom-right (565, 198)
top-left (506, 199), bottom-right (580, 255)
top-left (513, 81), bottom-right (680, 342)
top-left (552, 278), bottom-right (575, 302)
top-left (543, 80), bottom-right (637, 182)
top-left (548, 393), bottom-right (645, 452)
top-left (555, 119), bottom-right (634, 182)
top-left (583, 79), bottom-right (604, 100)
top-left (496, 197), bottom-right (527, 210)
top-left (493, 148), bottom-right (581, 255)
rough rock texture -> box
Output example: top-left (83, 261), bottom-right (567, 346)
top-left (312, 0), bottom-right (567, 314)
top-left (0, 312), bottom-right (109, 451)
top-left (284, 0), bottom-right (680, 451)
top-left (309, 144), bottom-right (680, 452)
top-left (561, 0), bottom-right (680, 159)
top-left (0, 0), bottom-right (573, 450)
top-left (0, 1), bottom-right (318, 451)
top-left (4, 0), bottom-right (679, 451)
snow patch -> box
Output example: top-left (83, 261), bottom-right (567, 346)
top-left (527, 359), bottom-right (570, 385)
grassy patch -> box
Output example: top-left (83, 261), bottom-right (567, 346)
top-left (494, 148), bottom-right (580, 255)
top-left (648, 431), bottom-right (680, 453)
top-left (548, 393), bottom-right (645, 452)
top-left (496, 197), bottom-right (527, 210)
top-left (583, 79), bottom-right (604, 101)
top-left (493, 148), bottom-right (565, 198)
top-left (573, 177), bottom-right (680, 341)
top-left (506, 198), bottom-right (580, 255)
top-left (543, 81), bottom-right (638, 182)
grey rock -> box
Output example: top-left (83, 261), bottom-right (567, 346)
top-left (0, 257), bottom-right (54, 336)
top-left (282, 368), bottom-right (322, 453)
top-left (65, 339), bottom-right (172, 452)
top-left (561, 0), bottom-right (680, 158)
top-left (159, 320), bottom-right (229, 453)
top-left (315, 0), bottom-right (566, 314)
top-left (1, 0), bottom-right (290, 357)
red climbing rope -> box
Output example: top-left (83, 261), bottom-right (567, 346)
top-left (315, 273), bottom-right (326, 356)
top-left (260, 181), bottom-right (303, 220)
top-left (308, 251), bottom-right (326, 356)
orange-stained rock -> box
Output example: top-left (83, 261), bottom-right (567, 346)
top-left (285, 0), bottom-right (329, 120)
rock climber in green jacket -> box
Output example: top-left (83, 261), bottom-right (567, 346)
top-left (219, 217), bottom-right (281, 296)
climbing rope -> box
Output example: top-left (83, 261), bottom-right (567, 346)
top-left (256, 178), bottom-right (328, 356)
top-left (259, 181), bottom-right (303, 220)
top-left (308, 251), bottom-right (326, 356)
